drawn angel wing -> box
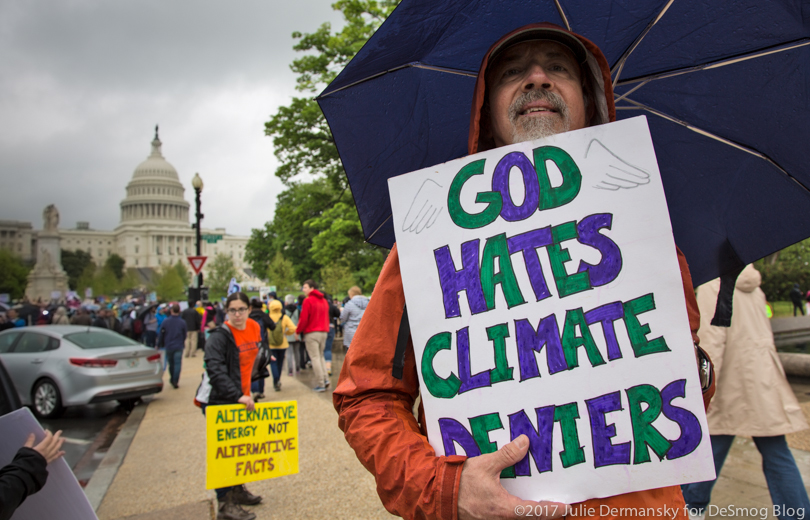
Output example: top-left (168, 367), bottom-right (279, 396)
top-left (401, 178), bottom-right (444, 234)
top-left (584, 139), bottom-right (651, 191)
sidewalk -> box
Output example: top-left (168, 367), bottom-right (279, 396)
top-left (86, 350), bottom-right (810, 520)
top-left (89, 352), bottom-right (393, 520)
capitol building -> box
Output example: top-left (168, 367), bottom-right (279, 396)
top-left (1, 129), bottom-right (257, 285)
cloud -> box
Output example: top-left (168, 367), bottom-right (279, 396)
top-left (0, 0), bottom-right (342, 236)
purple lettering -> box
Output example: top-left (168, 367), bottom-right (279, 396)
top-left (516, 316), bottom-right (568, 381)
top-left (492, 152), bottom-right (540, 222)
top-left (584, 301), bottom-right (625, 361)
top-left (576, 213), bottom-right (622, 287)
top-left (507, 227), bottom-right (554, 302)
top-left (586, 391), bottom-right (631, 467)
top-left (434, 240), bottom-right (487, 318)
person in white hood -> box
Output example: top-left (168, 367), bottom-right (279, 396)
top-left (683, 264), bottom-right (810, 520)
top-left (340, 286), bottom-right (369, 350)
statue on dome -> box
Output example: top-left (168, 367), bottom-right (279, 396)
top-left (42, 204), bottom-right (59, 232)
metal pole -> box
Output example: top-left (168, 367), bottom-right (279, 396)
top-left (195, 187), bottom-right (203, 287)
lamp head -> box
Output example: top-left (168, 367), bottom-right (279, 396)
top-left (191, 172), bottom-right (204, 191)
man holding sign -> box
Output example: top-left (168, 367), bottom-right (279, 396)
top-left (334, 23), bottom-right (715, 520)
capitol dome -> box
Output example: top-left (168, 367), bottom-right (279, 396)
top-left (120, 127), bottom-right (190, 224)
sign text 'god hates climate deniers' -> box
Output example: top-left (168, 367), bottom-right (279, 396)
top-left (388, 117), bottom-right (715, 504)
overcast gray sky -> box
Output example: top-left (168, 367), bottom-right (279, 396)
top-left (0, 0), bottom-right (342, 237)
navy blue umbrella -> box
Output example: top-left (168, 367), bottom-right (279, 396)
top-left (317, 0), bottom-right (810, 286)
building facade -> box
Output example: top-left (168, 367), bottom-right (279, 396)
top-left (6, 130), bottom-right (256, 286)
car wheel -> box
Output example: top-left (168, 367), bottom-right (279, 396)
top-left (117, 398), bottom-right (140, 412)
top-left (32, 378), bottom-right (64, 419)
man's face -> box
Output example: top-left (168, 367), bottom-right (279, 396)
top-left (302, 284), bottom-right (312, 297)
top-left (8, 309), bottom-right (17, 320)
top-left (487, 40), bottom-right (587, 147)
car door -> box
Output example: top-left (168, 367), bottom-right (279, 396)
top-left (5, 331), bottom-right (57, 401)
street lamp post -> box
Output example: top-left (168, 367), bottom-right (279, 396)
top-left (190, 172), bottom-right (206, 303)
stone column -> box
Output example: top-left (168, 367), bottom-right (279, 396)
top-left (26, 204), bottom-right (69, 301)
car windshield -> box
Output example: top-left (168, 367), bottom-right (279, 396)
top-left (64, 330), bottom-right (142, 349)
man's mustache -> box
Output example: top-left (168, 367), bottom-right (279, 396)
top-left (508, 90), bottom-right (568, 122)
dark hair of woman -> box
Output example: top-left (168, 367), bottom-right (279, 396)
top-left (225, 291), bottom-right (250, 309)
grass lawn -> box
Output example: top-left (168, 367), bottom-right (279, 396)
top-left (771, 301), bottom-right (802, 318)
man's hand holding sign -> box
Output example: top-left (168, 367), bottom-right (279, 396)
top-left (334, 23), bottom-right (715, 520)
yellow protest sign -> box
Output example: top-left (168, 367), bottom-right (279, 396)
top-left (205, 401), bottom-right (298, 489)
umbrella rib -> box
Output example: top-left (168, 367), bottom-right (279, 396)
top-left (611, 0), bottom-right (676, 87)
top-left (553, 0), bottom-right (571, 31)
top-left (366, 214), bottom-right (393, 243)
top-left (613, 80), bottom-right (650, 104)
top-left (616, 38), bottom-right (810, 87)
top-left (618, 98), bottom-right (810, 195)
top-left (318, 63), bottom-right (476, 99)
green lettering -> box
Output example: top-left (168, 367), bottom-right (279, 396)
top-left (481, 234), bottom-right (526, 310)
top-left (486, 323), bottom-right (513, 384)
top-left (623, 293), bottom-right (670, 357)
top-left (448, 160), bottom-right (502, 229)
top-left (534, 146), bottom-right (582, 210)
top-left (421, 332), bottom-right (461, 398)
top-left (548, 222), bottom-right (591, 297)
top-left (562, 308), bottom-right (605, 369)
top-left (626, 384), bottom-right (671, 463)
top-left (470, 413), bottom-right (514, 478)
top-left (554, 403), bottom-right (586, 468)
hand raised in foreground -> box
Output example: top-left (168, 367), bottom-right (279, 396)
top-left (458, 435), bottom-right (567, 520)
top-left (24, 430), bottom-right (65, 464)
top-left (238, 394), bottom-right (255, 412)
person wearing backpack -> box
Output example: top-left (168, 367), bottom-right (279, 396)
top-left (267, 299), bottom-right (297, 392)
top-left (248, 299), bottom-right (275, 400)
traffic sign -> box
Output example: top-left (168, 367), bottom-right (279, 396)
top-left (202, 234), bottom-right (223, 243)
top-left (187, 256), bottom-right (208, 275)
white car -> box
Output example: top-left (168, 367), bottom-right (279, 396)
top-left (0, 325), bottom-right (163, 418)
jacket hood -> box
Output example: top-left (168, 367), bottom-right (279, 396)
top-left (308, 289), bottom-right (325, 300)
top-left (469, 22), bottom-right (615, 154)
top-left (268, 299), bottom-right (284, 321)
top-left (735, 264), bottom-right (761, 294)
top-left (350, 295), bottom-right (370, 310)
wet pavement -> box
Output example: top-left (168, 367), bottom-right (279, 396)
top-left (39, 401), bottom-right (131, 486)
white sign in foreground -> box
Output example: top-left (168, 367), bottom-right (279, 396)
top-left (0, 408), bottom-right (98, 520)
top-left (388, 116), bottom-right (715, 504)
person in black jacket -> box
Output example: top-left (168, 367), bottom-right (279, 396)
top-left (248, 299), bottom-right (275, 400)
top-left (204, 292), bottom-right (262, 520)
top-left (181, 303), bottom-right (203, 358)
top-left (0, 430), bottom-right (64, 520)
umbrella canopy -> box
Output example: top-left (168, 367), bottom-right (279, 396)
top-left (317, 0), bottom-right (810, 285)
top-left (135, 303), bottom-right (158, 322)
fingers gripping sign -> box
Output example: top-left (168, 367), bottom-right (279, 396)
top-left (458, 435), bottom-right (567, 520)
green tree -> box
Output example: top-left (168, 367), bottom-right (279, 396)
top-left (152, 265), bottom-right (185, 302)
top-left (320, 262), bottom-right (355, 299)
top-left (76, 263), bottom-right (97, 296)
top-left (173, 261), bottom-right (191, 288)
top-left (308, 201), bottom-right (386, 290)
top-left (756, 237), bottom-right (810, 300)
top-left (119, 268), bottom-right (143, 293)
top-left (61, 249), bottom-right (93, 290)
top-left (104, 253), bottom-right (126, 280)
top-left (250, 0), bottom-right (398, 295)
top-left (266, 252), bottom-right (298, 296)
top-left (208, 253), bottom-right (239, 299)
top-left (266, 0), bottom-right (400, 189)
top-left (0, 250), bottom-right (30, 299)
top-left (92, 266), bottom-right (120, 297)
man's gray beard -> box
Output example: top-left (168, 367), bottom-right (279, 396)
top-left (508, 90), bottom-right (570, 144)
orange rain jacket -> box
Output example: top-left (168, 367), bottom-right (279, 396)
top-left (334, 22), bottom-right (715, 520)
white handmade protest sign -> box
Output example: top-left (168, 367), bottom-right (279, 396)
top-left (388, 116), bottom-right (715, 504)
